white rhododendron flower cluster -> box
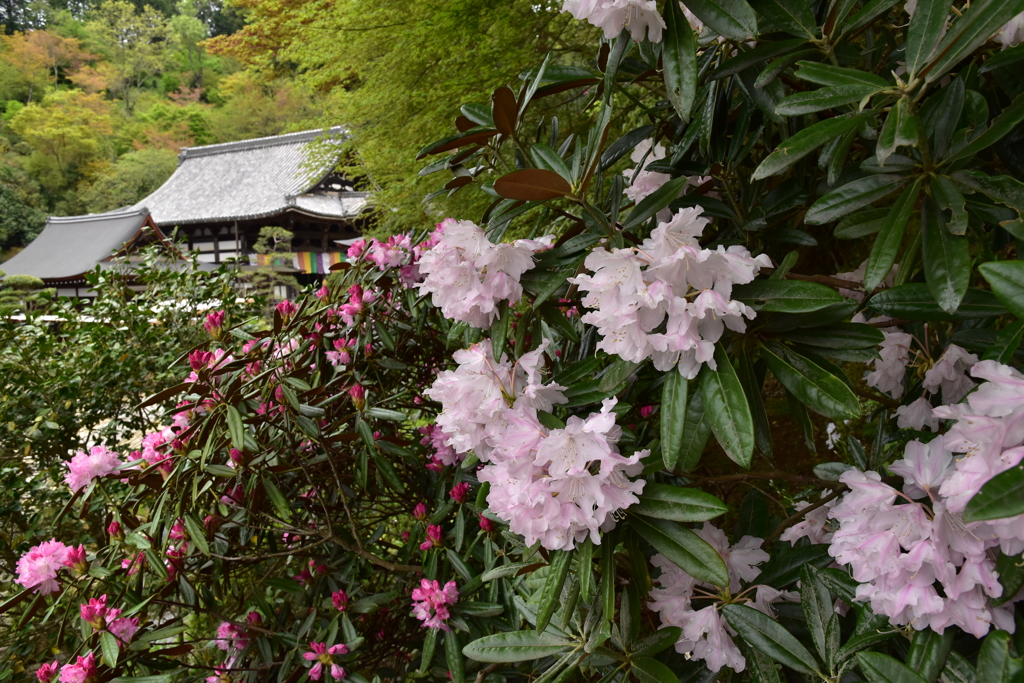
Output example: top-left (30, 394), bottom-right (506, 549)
top-left (828, 360), bottom-right (1024, 637)
top-left (561, 0), bottom-right (666, 42)
top-left (416, 218), bottom-right (554, 328)
top-left (570, 207), bottom-right (771, 378)
top-left (426, 340), bottom-right (646, 550)
top-left (649, 524), bottom-right (796, 673)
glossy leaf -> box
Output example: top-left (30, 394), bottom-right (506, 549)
top-left (660, 371), bottom-right (688, 470)
top-left (634, 483), bottom-right (728, 522)
top-left (722, 604), bottom-right (820, 675)
top-left (976, 630), bottom-right (1013, 683)
top-left (876, 98), bottom-right (919, 166)
top-left (921, 193), bottom-right (969, 314)
top-left (775, 84), bottom-right (881, 116)
top-left (491, 86), bottom-right (517, 136)
top-left (629, 514), bottom-right (729, 586)
top-left (980, 261), bottom-right (1024, 320)
top-left (752, 113), bottom-right (868, 180)
top-left (683, 0), bottom-right (759, 40)
top-left (760, 341), bottom-right (860, 420)
top-left (794, 61), bottom-right (887, 88)
top-left (678, 388), bottom-right (711, 472)
top-left (749, 0), bottom-right (817, 38)
top-left (632, 657), bottom-right (678, 683)
top-left (780, 323), bottom-right (884, 349)
top-left (446, 630), bottom-right (465, 683)
top-left (599, 125), bottom-right (655, 170)
top-left (462, 631), bottom-right (571, 662)
top-left (529, 143), bottom-right (572, 182)
top-left (868, 284), bottom-right (1006, 321)
top-left (806, 174), bottom-right (907, 224)
top-left (664, 0), bottom-right (698, 122)
top-left (857, 651), bottom-right (929, 683)
top-left (225, 404), bottom-right (244, 451)
top-left (906, 628), bottom-right (954, 683)
top-left (963, 465), bottom-right (1024, 522)
top-left (983, 320), bottom-right (1024, 364)
top-left (924, 0), bottom-right (1024, 83)
top-left (699, 344), bottom-right (754, 468)
top-left (536, 550), bottom-right (573, 632)
top-left (733, 279), bottom-right (845, 312)
top-left (905, 0), bottom-right (948, 76)
top-left (800, 565), bottom-right (837, 666)
top-left (622, 176), bottom-right (690, 229)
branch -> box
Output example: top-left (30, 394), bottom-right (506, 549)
top-left (761, 486), bottom-right (847, 547)
top-left (329, 535), bottom-right (421, 573)
top-left (758, 267), bottom-right (864, 291)
top-left (681, 470), bottom-right (833, 487)
top-left (475, 663), bottom-right (501, 683)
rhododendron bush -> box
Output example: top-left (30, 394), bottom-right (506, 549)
top-left (7, 0), bottom-right (1024, 682)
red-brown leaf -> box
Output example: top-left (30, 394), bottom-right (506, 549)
top-left (455, 115), bottom-right (475, 132)
top-left (494, 169), bottom-right (572, 201)
top-left (491, 86), bottom-right (518, 136)
top-left (444, 176), bottom-right (473, 190)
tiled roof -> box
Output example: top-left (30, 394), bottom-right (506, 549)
top-left (133, 127), bottom-right (369, 226)
top-left (0, 208), bottom-right (159, 282)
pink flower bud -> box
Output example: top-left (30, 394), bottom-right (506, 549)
top-left (35, 661), bottom-right (59, 683)
top-left (229, 448), bottom-right (246, 466)
top-left (204, 515), bottom-right (221, 533)
top-left (413, 502), bottom-right (428, 520)
top-left (316, 285), bottom-right (330, 300)
top-left (402, 531), bottom-right (410, 542)
top-left (64, 545), bottom-right (88, 573)
top-left (276, 300), bottom-right (298, 319)
top-left (449, 482), bottom-right (471, 504)
top-left (364, 343), bottom-right (373, 357)
top-left (247, 611), bottom-right (262, 626)
top-left (419, 524), bottom-right (443, 550)
top-left (169, 520), bottom-right (188, 541)
top-left (349, 384), bottom-right (366, 410)
top-left (640, 405), bottom-right (656, 419)
top-left (189, 349), bottom-right (214, 371)
top-left (478, 514), bottom-right (496, 533)
top-left (108, 520), bottom-right (123, 541)
top-left (204, 310), bottom-right (225, 338)
top-left (332, 590), bottom-right (348, 612)
top-left (80, 595), bottom-right (109, 629)
top-left (347, 239), bottom-right (366, 259)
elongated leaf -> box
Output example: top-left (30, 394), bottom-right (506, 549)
top-left (463, 631), bottom-right (571, 662)
top-left (722, 604), bottom-right (820, 675)
top-left (954, 170), bottom-right (1024, 224)
top-left (983, 320), bottom-right (1024, 364)
top-left (678, 388), bottom-right (711, 472)
top-left (101, 631), bottom-right (120, 667)
top-left (921, 193), bottom-right (970, 314)
top-left (780, 323), bottom-right (884, 349)
top-left (491, 86), bottom-right (517, 136)
top-left (794, 62), bottom-right (888, 88)
top-left (761, 341), bottom-right (860, 420)
top-left (975, 630), bottom-right (1012, 683)
top-left (600, 125), bottom-right (656, 170)
top-left (530, 143), bottom-right (572, 182)
top-left (922, 77), bottom-right (965, 159)
top-left (445, 629), bottom-right (466, 683)
top-left (632, 657), bottom-right (678, 683)
top-left (699, 344), bottom-right (754, 468)
top-left (634, 483), bottom-right (728, 521)
top-left (877, 98), bottom-right (919, 166)
top-left (800, 565), bottom-right (834, 664)
top-left (633, 627), bottom-right (684, 657)
top-left (736, 345), bottom-right (771, 456)
top-left (839, 0), bottom-right (900, 34)
top-left (865, 183), bottom-right (920, 291)
top-left (225, 405), bottom-right (245, 451)
top-left (494, 169), bottom-right (571, 201)
top-left (924, 0), bottom-right (1024, 84)
top-left (182, 515), bottom-right (209, 556)
top-left (757, 543), bottom-right (833, 588)
top-left (932, 175), bottom-right (968, 235)
top-left (868, 284), bottom-right (1006, 320)
top-left (981, 261), bottom-right (1024, 320)
top-left (963, 465), bottom-right (1024, 522)
top-left (775, 84), bottom-right (881, 116)
top-left (752, 113), bottom-right (868, 180)
top-left (660, 372), bottom-right (688, 470)
top-left (664, 0), bottom-right (698, 122)
top-left (733, 279), bottom-right (844, 312)
top-left (749, 0), bottom-right (817, 37)
top-left (629, 514), bottom-right (729, 586)
top-left (806, 175), bottom-right (907, 224)
top-left (906, 628), bottom-right (954, 683)
top-left (683, 0), bottom-right (759, 40)
top-left (856, 651), bottom-right (928, 683)
top-left (906, 0), bottom-right (949, 76)
top-left (538, 301), bottom-right (579, 343)
top-left (622, 176), bottom-right (689, 229)
top-left (536, 550), bottom-right (573, 633)
top-left (710, 38), bottom-right (809, 81)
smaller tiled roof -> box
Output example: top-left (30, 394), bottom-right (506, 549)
top-left (135, 127), bottom-right (368, 226)
top-left (1, 208), bottom-right (160, 283)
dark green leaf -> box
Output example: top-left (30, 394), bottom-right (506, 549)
top-left (600, 125), bottom-right (656, 171)
top-left (733, 279), bottom-right (845, 312)
top-left (622, 176), bottom-right (690, 229)
top-left (722, 604), bottom-right (820, 675)
top-left (664, 0), bottom-right (698, 122)
top-left (225, 405), bottom-right (244, 451)
top-left (835, 208), bottom-right (889, 239)
top-left (963, 465), bottom-right (1024, 522)
top-left (794, 61), bottom-right (888, 88)
top-left (806, 175), bottom-right (908, 224)
top-left (752, 113), bottom-right (868, 180)
top-left (632, 627), bottom-right (684, 657)
top-left (868, 284), bottom-right (1006, 320)
top-left (857, 652), bottom-right (928, 683)
top-left (699, 344), bottom-right (754, 467)
top-left (780, 323), bottom-right (884, 349)
top-left (906, 628), bottom-right (954, 683)
top-left (182, 515), bottom-right (209, 556)
top-left (775, 84), bottom-right (881, 116)
top-left (877, 98), bottom-right (920, 166)
top-left (678, 388), bottom-right (711, 472)
top-left (921, 193), bottom-right (970, 314)
top-left (462, 631), bottom-right (571, 662)
top-left (839, 0), bottom-right (900, 34)
top-left (536, 550), bottom-right (573, 633)
top-left (660, 371), bottom-right (688, 470)
top-left (683, 0), bottom-right (759, 40)
top-left (262, 480), bottom-right (291, 522)
top-left (980, 261), bottom-right (1024, 320)
top-left (983, 320), bottom-right (1024, 364)
top-left (445, 630), bottom-right (466, 683)
top-left (632, 657), bottom-right (678, 683)
top-left (711, 38), bottom-right (810, 81)
top-left (629, 514), bottom-right (729, 586)
top-left (905, 0), bottom-right (949, 76)
top-left (757, 544), bottom-right (833, 588)
top-left (932, 175), bottom-right (968, 235)
top-left (923, 0), bottom-right (1024, 84)
top-left (538, 301), bottom-right (579, 343)
top-left (634, 483), bottom-right (728, 522)
top-left (976, 630), bottom-right (1012, 683)
top-left (760, 341), bottom-right (860, 420)
top-left (101, 631), bottom-right (120, 668)
top-left (530, 143), bottom-right (572, 182)
top-left (749, 0), bottom-right (817, 37)
top-left (800, 564), bottom-right (834, 665)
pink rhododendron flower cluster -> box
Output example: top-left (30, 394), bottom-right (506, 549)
top-left (649, 523), bottom-right (794, 672)
top-left (827, 360), bottom-right (1024, 639)
top-left (427, 339), bottom-right (647, 549)
top-left (79, 594), bottom-right (139, 643)
top-left (57, 652), bottom-right (97, 683)
top-left (560, 0), bottom-right (666, 42)
top-left (419, 423), bottom-right (461, 470)
top-left (16, 539), bottom-right (72, 594)
top-left (303, 641), bottom-right (348, 681)
top-left (410, 579), bottom-right (459, 631)
top-left (64, 445), bottom-right (123, 492)
top-left (416, 218), bottom-right (554, 328)
top-left (36, 661), bottom-right (59, 682)
top-left (570, 207), bottom-right (771, 378)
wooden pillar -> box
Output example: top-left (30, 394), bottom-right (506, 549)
top-left (233, 221), bottom-right (241, 259)
top-left (213, 227), bottom-right (221, 263)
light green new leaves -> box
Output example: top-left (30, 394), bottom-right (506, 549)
top-left (463, 631), bottom-right (571, 662)
top-left (629, 514), bottom-right (729, 586)
top-left (752, 113), bottom-right (868, 180)
top-left (699, 343), bottom-right (754, 468)
top-left (760, 341), bottom-right (860, 420)
top-left (663, 0), bottom-right (698, 123)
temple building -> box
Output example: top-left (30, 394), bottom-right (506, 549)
top-left (1, 127), bottom-right (369, 296)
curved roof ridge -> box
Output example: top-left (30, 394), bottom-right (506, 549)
top-left (180, 126), bottom-right (348, 160)
top-left (48, 207), bottom-right (150, 224)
